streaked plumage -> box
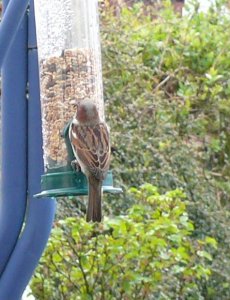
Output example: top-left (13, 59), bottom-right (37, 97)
top-left (69, 100), bottom-right (111, 222)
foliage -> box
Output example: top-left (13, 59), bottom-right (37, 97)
top-left (31, 2), bottom-right (230, 299)
top-left (100, 2), bottom-right (230, 298)
top-left (31, 185), bottom-right (215, 300)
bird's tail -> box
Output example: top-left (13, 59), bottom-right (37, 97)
top-left (87, 176), bottom-right (102, 222)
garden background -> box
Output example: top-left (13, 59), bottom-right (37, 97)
top-left (1, 0), bottom-right (230, 299)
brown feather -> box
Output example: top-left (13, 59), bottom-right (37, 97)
top-left (69, 101), bottom-right (111, 222)
top-left (70, 122), bottom-right (110, 180)
top-left (87, 175), bottom-right (102, 222)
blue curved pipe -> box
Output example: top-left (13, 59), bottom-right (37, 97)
top-left (0, 0), bottom-right (29, 68)
top-left (0, 47), bottom-right (56, 300)
top-left (0, 2), bottom-right (56, 298)
top-left (0, 4), bottom-right (28, 274)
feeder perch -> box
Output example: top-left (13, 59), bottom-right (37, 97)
top-left (34, 0), bottom-right (121, 197)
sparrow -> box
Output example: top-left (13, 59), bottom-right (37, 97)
top-left (69, 100), bottom-right (111, 222)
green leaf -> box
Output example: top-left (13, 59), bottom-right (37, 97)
top-left (205, 237), bottom-right (218, 249)
top-left (197, 250), bottom-right (212, 261)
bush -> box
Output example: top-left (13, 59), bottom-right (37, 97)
top-left (101, 3), bottom-right (230, 298)
top-left (31, 2), bottom-right (230, 298)
top-left (31, 184), bottom-right (215, 300)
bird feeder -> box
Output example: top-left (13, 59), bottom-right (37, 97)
top-left (34, 0), bottom-right (121, 197)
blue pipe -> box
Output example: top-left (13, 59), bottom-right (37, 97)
top-left (0, 3), bottom-right (28, 274)
top-left (0, 0), bottom-right (29, 69)
top-left (0, 2), bottom-right (56, 298)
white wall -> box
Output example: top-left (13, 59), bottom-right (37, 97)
top-left (183, 0), bottom-right (229, 16)
top-left (183, 0), bottom-right (215, 14)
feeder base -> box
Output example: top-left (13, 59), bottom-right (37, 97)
top-left (34, 169), bottom-right (122, 198)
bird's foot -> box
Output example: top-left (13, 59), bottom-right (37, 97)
top-left (71, 160), bottom-right (81, 172)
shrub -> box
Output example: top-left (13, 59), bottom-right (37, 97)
top-left (101, 3), bottom-right (230, 298)
top-left (31, 2), bottom-right (230, 298)
top-left (31, 184), bottom-right (215, 300)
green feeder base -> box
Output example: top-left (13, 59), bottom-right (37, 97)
top-left (34, 169), bottom-right (122, 198)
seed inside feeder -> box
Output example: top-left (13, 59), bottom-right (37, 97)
top-left (40, 48), bottom-right (103, 169)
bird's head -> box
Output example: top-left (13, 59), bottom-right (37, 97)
top-left (75, 100), bottom-right (100, 125)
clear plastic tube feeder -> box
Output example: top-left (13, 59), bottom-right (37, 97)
top-left (34, 0), bottom-right (121, 197)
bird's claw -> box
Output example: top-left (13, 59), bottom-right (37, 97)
top-left (71, 160), bottom-right (81, 172)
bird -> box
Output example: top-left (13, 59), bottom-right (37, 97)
top-left (69, 100), bottom-right (111, 222)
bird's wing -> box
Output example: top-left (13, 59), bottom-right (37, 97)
top-left (70, 122), bottom-right (110, 179)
